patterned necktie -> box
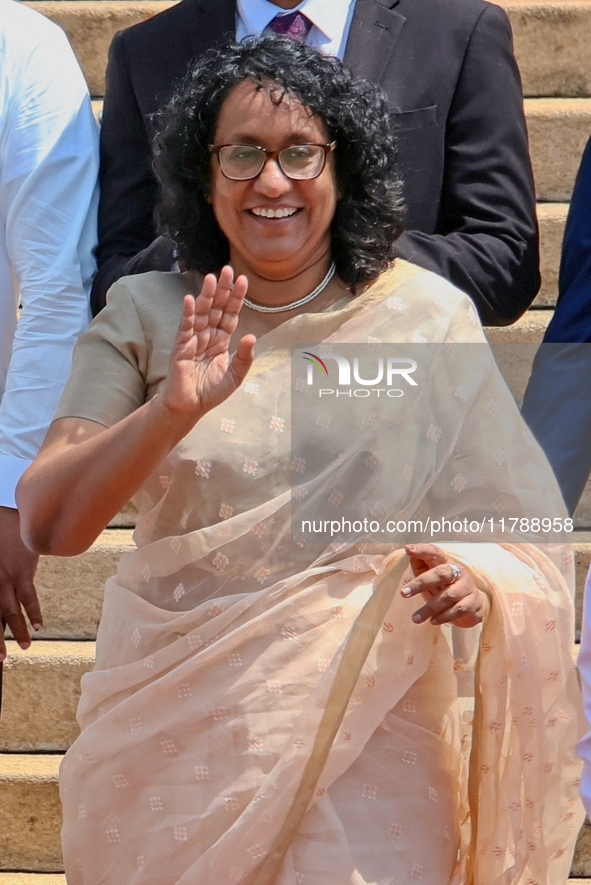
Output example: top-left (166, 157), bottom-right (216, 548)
top-left (265, 11), bottom-right (313, 43)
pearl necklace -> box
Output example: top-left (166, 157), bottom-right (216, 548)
top-left (243, 263), bottom-right (336, 314)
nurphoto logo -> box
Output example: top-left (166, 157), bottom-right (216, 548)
top-left (302, 351), bottom-right (418, 398)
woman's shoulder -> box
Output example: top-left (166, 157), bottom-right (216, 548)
top-left (106, 270), bottom-right (197, 342)
top-left (368, 261), bottom-right (485, 341)
top-left (376, 260), bottom-right (475, 310)
top-left (109, 270), bottom-right (194, 313)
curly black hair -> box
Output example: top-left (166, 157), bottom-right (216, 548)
top-left (153, 36), bottom-right (405, 289)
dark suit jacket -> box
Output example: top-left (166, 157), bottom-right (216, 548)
top-left (92, 0), bottom-right (539, 323)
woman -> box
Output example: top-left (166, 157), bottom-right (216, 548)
top-left (17, 38), bottom-right (582, 885)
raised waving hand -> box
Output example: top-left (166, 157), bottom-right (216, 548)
top-left (161, 266), bottom-right (256, 417)
top-left (17, 267), bottom-right (257, 558)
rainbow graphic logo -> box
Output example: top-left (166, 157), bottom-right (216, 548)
top-left (302, 352), bottom-right (329, 376)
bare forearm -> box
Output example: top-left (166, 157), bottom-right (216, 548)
top-left (18, 271), bottom-right (255, 556)
top-left (17, 396), bottom-right (199, 556)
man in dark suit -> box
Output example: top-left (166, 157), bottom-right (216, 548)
top-left (521, 134), bottom-right (591, 514)
top-left (92, 0), bottom-right (539, 326)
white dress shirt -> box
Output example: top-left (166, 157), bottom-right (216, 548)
top-left (236, 0), bottom-right (357, 60)
top-left (0, 0), bottom-right (99, 507)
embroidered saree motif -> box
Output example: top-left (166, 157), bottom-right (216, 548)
top-left (59, 264), bottom-right (584, 885)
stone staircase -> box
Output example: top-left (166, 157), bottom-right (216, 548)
top-left (2, 0), bottom-right (591, 880)
top-left (2, 537), bottom-right (591, 878)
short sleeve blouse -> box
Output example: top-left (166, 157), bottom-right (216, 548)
top-left (54, 271), bottom-right (191, 426)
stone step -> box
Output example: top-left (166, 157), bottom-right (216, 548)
top-left (29, 529), bottom-right (134, 639)
top-left (485, 308), bottom-right (552, 343)
top-left (0, 878), bottom-right (66, 885)
top-left (24, 1), bottom-right (591, 100)
top-left (498, 0), bottom-right (591, 98)
top-left (26, 1), bottom-right (175, 98)
top-left (2, 752), bottom-right (591, 872)
top-left (485, 313), bottom-right (552, 415)
top-left (11, 517), bottom-right (591, 638)
top-left (1, 874), bottom-right (590, 884)
top-left (0, 879), bottom-right (566, 885)
top-left (108, 499), bottom-right (137, 528)
top-left (537, 201), bottom-right (566, 307)
top-left (1, 642), bottom-right (94, 751)
top-left (1, 876), bottom-right (586, 885)
top-left (574, 819), bottom-right (591, 879)
top-left (527, 98), bottom-right (591, 202)
top-left (0, 873), bottom-right (589, 885)
top-left (0, 755), bottom-right (62, 871)
top-left (1, 876), bottom-right (589, 885)
top-left (2, 536), bottom-right (590, 751)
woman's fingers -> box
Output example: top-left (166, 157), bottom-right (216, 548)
top-left (404, 543), bottom-right (448, 576)
top-left (168, 295), bottom-right (200, 368)
top-left (177, 294), bottom-right (197, 332)
top-left (401, 560), bottom-right (482, 627)
top-left (230, 333), bottom-right (257, 385)
top-left (203, 266), bottom-right (234, 329)
top-left (193, 267), bottom-right (248, 342)
top-left (212, 264), bottom-right (237, 304)
top-left (428, 593), bottom-right (484, 627)
top-left (197, 266), bottom-right (245, 315)
top-left (163, 268), bottom-right (253, 417)
top-left (216, 274), bottom-right (249, 335)
top-left (401, 562), bottom-right (460, 599)
top-left (409, 579), bottom-right (470, 624)
top-left (193, 274), bottom-right (217, 334)
top-left (223, 273), bottom-right (249, 314)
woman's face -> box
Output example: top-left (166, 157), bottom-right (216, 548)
top-left (209, 80), bottom-right (338, 281)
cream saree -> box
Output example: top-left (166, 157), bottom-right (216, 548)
top-left (57, 262), bottom-right (584, 885)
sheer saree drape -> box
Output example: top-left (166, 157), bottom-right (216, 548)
top-left (57, 262), bottom-right (584, 885)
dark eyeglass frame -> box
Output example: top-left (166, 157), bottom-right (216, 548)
top-left (208, 142), bottom-right (337, 181)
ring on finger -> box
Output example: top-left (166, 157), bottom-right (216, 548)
top-left (449, 564), bottom-right (461, 583)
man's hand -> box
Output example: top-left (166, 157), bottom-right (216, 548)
top-left (401, 543), bottom-right (487, 629)
top-left (0, 506), bottom-right (42, 661)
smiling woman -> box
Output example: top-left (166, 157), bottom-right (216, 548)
top-left (16, 36), bottom-right (583, 885)
top-left (206, 80), bottom-right (338, 305)
top-left (152, 36), bottom-right (404, 302)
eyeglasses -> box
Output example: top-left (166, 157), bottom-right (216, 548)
top-left (209, 142), bottom-right (337, 181)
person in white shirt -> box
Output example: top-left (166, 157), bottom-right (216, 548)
top-left (0, 0), bottom-right (99, 663)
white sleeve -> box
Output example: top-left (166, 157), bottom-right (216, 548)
top-left (0, 11), bottom-right (99, 507)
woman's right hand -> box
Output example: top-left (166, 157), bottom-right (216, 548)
top-left (160, 265), bottom-right (256, 418)
top-left (16, 267), bottom-right (256, 558)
